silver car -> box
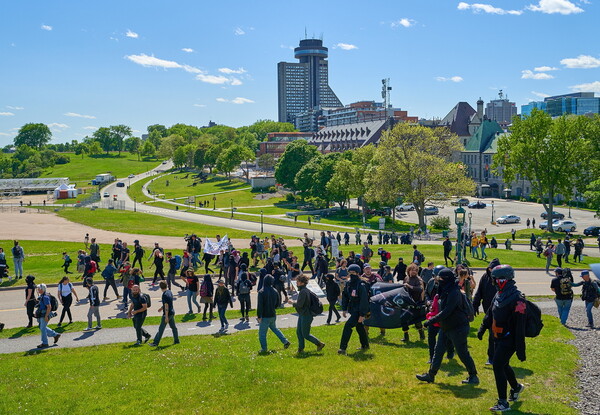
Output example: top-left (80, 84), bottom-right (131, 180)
top-left (496, 215), bottom-right (521, 224)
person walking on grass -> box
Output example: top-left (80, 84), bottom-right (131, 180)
top-left (338, 264), bottom-right (369, 355)
top-left (555, 239), bottom-right (566, 268)
top-left (165, 252), bottom-right (184, 292)
top-left (128, 285), bottom-right (151, 345)
top-left (477, 265), bottom-right (527, 413)
top-left (544, 244), bottom-right (555, 274)
top-left (213, 279), bottom-right (233, 333)
top-left (236, 272), bottom-right (253, 322)
top-left (443, 236), bottom-right (454, 267)
top-left (257, 274), bottom-right (291, 354)
top-left (101, 259), bottom-right (120, 301)
top-left (57, 276), bottom-right (79, 327)
top-left (149, 281), bottom-right (180, 347)
top-left (473, 258), bottom-right (500, 365)
top-left (571, 270), bottom-right (599, 329)
top-left (35, 283), bottom-right (60, 348)
top-left (293, 274), bottom-right (325, 354)
top-left (149, 244), bottom-right (165, 286)
top-left (12, 240), bottom-right (24, 280)
top-left (83, 278), bottom-right (102, 331)
top-left (324, 273), bottom-right (341, 324)
top-left (89, 238), bottom-right (101, 271)
top-left (183, 268), bottom-right (201, 314)
top-left (62, 252), bottom-right (73, 274)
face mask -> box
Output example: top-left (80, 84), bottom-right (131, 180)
top-left (496, 279), bottom-right (508, 291)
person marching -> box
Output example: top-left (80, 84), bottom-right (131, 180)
top-left (338, 264), bottom-right (370, 355)
top-left (149, 281), bottom-right (180, 347)
top-left (477, 265), bottom-right (527, 412)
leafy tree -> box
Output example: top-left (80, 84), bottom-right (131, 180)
top-left (257, 153), bottom-right (276, 170)
top-left (14, 123), bottom-right (51, 149)
top-left (583, 115), bottom-right (600, 216)
top-left (147, 124), bottom-right (168, 137)
top-left (140, 140), bottom-right (156, 159)
top-left (204, 143), bottom-right (221, 173)
top-left (13, 144), bottom-right (37, 162)
top-left (147, 129), bottom-right (163, 150)
top-left (245, 120), bottom-right (296, 141)
top-left (493, 109), bottom-right (591, 231)
top-left (74, 142), bottom-right (89, 158)
top-left (294, 153), bottom-right (340, 206)
top-left (167, 123), bottom-right (203, 142)
top-left (88, 141), bottom-right (103, 156)
top-left (275, 140), bottom-right (320, 189)
top-left (93, 127), bottom-right (113, 154)
top-left (110, 125), bottom-right (132, 155)
top-left (124, 136), bottom-right (142, 160)
top-left (173, 146), bottom-right (187, 169)
top-left (216, 144), bottom-right (254, 180)
top-left (368, 123), bottom-right (474, 230)
top-left (158, 134), bottom-right (186, 159)
top-left (326, 158), bottom-right (354, 208)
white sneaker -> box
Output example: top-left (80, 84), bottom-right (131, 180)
top-left (83, 327), bottom-right (93, 331)
top-left (94, 326), bottom-right (102, 330)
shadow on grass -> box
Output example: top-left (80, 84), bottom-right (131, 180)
top-left (9, 327), bottom-right (38, 339)
top-left (509, 401), bottom-right (552, 415)
top-left (369, 337), bottom-right (428, 351)
top-left (293, 350), bottom-right (325, 359)
top-left (435, 382), bottom-right (488, 398)
top-left (181, 313), bottom-right (198, 322)
top-left (23, 347), bottom-right (53, 356)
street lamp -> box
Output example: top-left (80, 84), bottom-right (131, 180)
top-left (213, 195), bottom-right (216, 210)
top-left (455, 206), bottom-right (466, 265)
top-left (260, 209), bottom-right (264, 234)
top-left (230, 199), bottom-right (234, 219)
top-left (568, 200), bottom-right (571, 218)
top-left (491, 200), bottom-right (495, 224)
top-left (468, 212), bottom-right (473, 234)
top-left (134, 196), bottom-right (137, 212)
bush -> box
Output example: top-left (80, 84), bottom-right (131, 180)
top-left (285, 193), bottom-right (296, 202)
top-left (268, 186), bottom-right (277, 193)
top-left (429, 215), bottom-right (451, 230)
top-left (55, 154), bottom-right (71, 165)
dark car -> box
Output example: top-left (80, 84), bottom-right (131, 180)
top-left (540, 211), bottom-right (565, 220)
top-left (451, 198), bottom-right (470, 206)
top-left (584, 226), bottom-right (600, 237)
top-left (468, 201), bottom-right (486, 209)
top-left (116, 182), bottom-right (125, 188)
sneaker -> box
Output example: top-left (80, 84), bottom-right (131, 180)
top-left (56, 323), bottom-right (62, 328)
top-left (134, 340), bottom-right (141, 346)
top-left (103, 297), bottom-right (108, 301)
top-left (462, 375), bottom-right (480, 385)
top-left (144, 334), bottom-right (151, 343)
top-left (224, 324), bottom-right (229, 331)
top-left (316, 342), bottom-right (326, 352)
top-left (53, 334), bottom-right (61, 344)
top-left (489, 400), bottom-right (510, 412)
top-left (337, 349), bottom-right (347, 355)
top-left (94, 325), bottom-right (102, 330)
top-left (37, 343), bottom-right (49, 348)
top-left (283, 342), bottom-right (291, 349)
top-left (83, 327), bottom-right (93, 331)
top-left (416, 372), bottom-right (435, 383)
top-left (447, 353), bottom-right (455, 360)
top-left (509, 383), bottom-right (525, 402)
top-left (148, 342), bottom-right (158, 347)
top-left (0, 323), bottom-right (4, 332)
top-left (357, 346), bottom-right (370, 351)
top-left (485, 359), bottom-right (494, 365)
top-left (174, 340), bottom-right (180, 345)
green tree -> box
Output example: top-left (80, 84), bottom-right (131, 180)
top-left (147, 129), bottom-right (163, 150)
top-left (275, 140), bottom-right (320, 189)
top-left (294, 153), bottom-right (340, 206)
top-left (110, 124), bottom-right (132, 155)
top-left (124, 136), bottom-right (142, 160)
top-left (93, 127), bottom-right (114, 154)
top-left (173, 146), bottom-right (187, 169)
top-left (493, 109), bottom-right (591, 231)
top-left (13, 144), bottom-right (37, 162)
top-left (583, 115), bottom-right (600, 216)
top-left (14, 123), bottom-right (51, 149)
top-left (87, 141), bottom-right (103, 156)
top-left (140, 140), bottom-right (156, 159)
top-left (245, 120), bottom-right (296, 141)
top-left (368, 123), bottom-right (474, 230)
top-left (216, 144), bottom-right (254, 180)
top-left (256, 153), bottom-right (276, 170)
top-left (158, 134), bottom-right (186, 159)
top-left (326, 158), bottom-right (354, 208)
top-left (147, 124), bottom-right (168, 137)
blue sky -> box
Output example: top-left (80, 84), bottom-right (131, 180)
top-left (0, 0), bottom-right (598, 146)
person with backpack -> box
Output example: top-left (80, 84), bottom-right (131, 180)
top-left (131, 240), bottom-right (144, 271)
top-left (293, 274), bottom-right (325, 354)
top-left (57, 276), bottom-right (79, 327)
top-left (412, 245), bottom-right (424, 267)
top-left (199, 274), bottom-right (215, 320)
top-left (83, 256), bottom-right (97, 283)
top-left (417, 268), bottom-right (479, 385)
top-left (402, 263), bottom-right (426, 342)
top-left (89, 238), bottom-right (101, 271)
top-left (165, 252), bottom-right (184, 292)
top-left (473, 258), bottom-right (500, 365)
top-left (425, 265), bottom-right (455, 363)
top-left (571, 270), bottom-right (599, 328)
top-left (236, 272), bottom-right (253, 322)
top-left (12, 240), bottom-right (25, 279)
top-left (127, 284), bottom-right (151, 345)
top-left (213, 279), bottom-right (234, 333)
top-left (543, 244), bottom-right (555, 273)
top-left (338, 264), bottom-right (369, 354)
top-left (149, 281), bottom-right (180, 347)
top-left (324, 273), bottom-right (341, 324)
top-left (83, 278), bottom-right (102, 331)
top-left (477, 265), bottom-right (527, 412)
top-left (550, 267), bottom-right (573, 325)
top-left (393, 257), bottom-right (407, 282)
top-left (573, 238), bottom-right (584, 263)
top-left (101, 259), bottom-right (120, 301)
top-left (62, 252), bottom-right (73, 274)
top-left (257, 274), bottom-right (291, 353)
top-left (272, 262), bottom-right (289, 305)
top-left (35, 283), bottom-right (60, 348)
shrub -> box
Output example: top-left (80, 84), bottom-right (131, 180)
top-left (285, 193), bottom-right (296, 202)
top-left (429, 215), bottom-right (451, 230)
top-left (55, 154), bottom-right (71, 165)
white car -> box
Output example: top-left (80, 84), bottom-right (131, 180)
top-left (396, 203), bottom-right (415, 212)
top-left (539, 219), bottom-right (559, 230)
top-left (103, 192), bottom-right (110, 198)
top-left (554, 220), bottom-right (577, 232)
top-left (496, 215), bottom-right (521, 224)
top-left (128, 174), bottom-right (135, 178)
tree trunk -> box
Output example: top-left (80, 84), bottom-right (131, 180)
top-left (547, 191), bottom-right (555, 232)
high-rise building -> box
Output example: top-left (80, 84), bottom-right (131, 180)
top-left (521, 92), bottom-right (600, 117)
top-left (277, 38), bottom-right (342, 124)
top-left (485, 91), bottom-right (517, 127)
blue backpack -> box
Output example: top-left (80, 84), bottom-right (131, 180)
top-left (174, 255), bottom-right (182, 270)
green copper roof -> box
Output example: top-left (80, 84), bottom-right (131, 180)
top-left (464, 120), bottom-right (504, 152)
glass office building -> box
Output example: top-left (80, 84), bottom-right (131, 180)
top-left (521, 92), bottom-right (599, 117)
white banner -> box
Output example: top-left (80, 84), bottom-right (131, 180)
top-left (203, 235), bottom-right (229, 255)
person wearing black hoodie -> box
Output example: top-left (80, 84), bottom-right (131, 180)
top-left (473, 258), bottom-right (500, 365)
top-left (324, 274), bottom-right (341, 324)
top-left (199, 274), bottom-right (215, 320)
top-left (417, 268), bottom-right (479, 385)
top-left (477, 265), bottom-right (527, 412)
top-left (257, 274), bottom-right (291, 353)
top-left (236, 272), bottom-right (253, 322)
top-left (338, 264), bottom-right (370, 355)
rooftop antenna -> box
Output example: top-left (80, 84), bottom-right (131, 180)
top-left (381, 78), bottom-right (392, 117)
top-left (304, 27), bottom-right (307, 39)
top-left (498, 89), bottom-right (504, 100)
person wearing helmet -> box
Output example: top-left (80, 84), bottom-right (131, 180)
top-left (473, 258), bottom-right (501, 365)
top-left (338, 264), bottom-right (370, 355)
top-left (425, 265), bottom-right (455, 363)
top-left (417, 268), bottom-right (479, 385)
top-left (477, 265), bottom-right (527, 412)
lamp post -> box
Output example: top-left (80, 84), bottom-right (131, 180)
top-left (455, 206), bottom-right (466, 265)
top-left (213, 195), bottom-right (216, 210)
top-left (468, 212), bottom-right (473, 235)
top-left (491, 200), bottom-right (495, 224)
top-left (260, 209), bottom-right (264, 234)
top-left (568, 200), bottom-right (571, 218)
top-left (134, 196), bottom-right (137, 212)
top-left (230, 198), bottom-right (234, 219)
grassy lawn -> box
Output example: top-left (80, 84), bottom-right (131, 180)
top-left (0, 315), bottom-right (578, 415)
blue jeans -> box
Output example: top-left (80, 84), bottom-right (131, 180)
top-left (258, 316), bottom-right (288, 351)
top-left (296, 314), bottom-right (321, 350)
top-left (471, 247), bottom-right (479, 258)
top-left (555, 298), bottom-right (572, 325)
top-left (585, 301), bottom-right (594, 326)
top-left (13, 257), bottom-right (23, 277)
top-left (122, 286), bottom-right (131, 305)
top-left (480, 245), bottom-right (487, 259)
top-left (191, 253), bottom-right (200, 269)
top-left (217, 304), bottom-right (228, 328)
top-left (186, 290), bottom-right (200, 313)
top-left (38, 317), bottom-right (57, 345)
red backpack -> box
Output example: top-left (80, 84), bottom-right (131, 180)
top-left (89, 260), bottom-right (97, 273)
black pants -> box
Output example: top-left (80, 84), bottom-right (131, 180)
top-left (239, 294), bottom-right (251, 317)
top-left (564, 251), bottom-right (570, 262)
top-left (203, 254), bottom-right (215, 274)
top-left (59, 294), bottom-right (73, 324)
top-left (103, 278), bottom-right (119, 298)
top-left (152, 265), bottom-right (165, 284)
top-left (133, 312), bottom-right (150, 342)
top-left (63, 263), bottom-right (72, 274)
top-left (487, 328), bottom-right (496, 362)
top-left (443, 250), bottom-right (454, 266)
top-left (430, 325), bottom-right (477, 376)
top-left (556, 254), bottom-right (563, 267)
top-left (26, 301), bottom-right (36, 326)
top-left (301, 258), bottom-right (314, 275)
top-left (167, 272), bottom-right (184, 291)
top-left (493, 337), bottom-right (520, 401)
top-left (203, 302), bottom-right (214, 317)
top-left (427, 325), bottom-right (455, 360)
top-left (339, 312), bottom-right (369, 350)
top-left (275, 283), bottom-right (288, 302)
top-left (327, 300), bottom-right (341, 323)
top-left (132, 255), bottom-right (143, 270)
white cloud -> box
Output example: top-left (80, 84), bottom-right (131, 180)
top-left (48, 123), bottom-right (69, 132)
top-left (391, 18), bottom-right (416, 27)
top-left (435, 76), bottom-right (464, 82)
top-left (531, 91), bottom-right (550, 98)
top-left (521, 70), bottom-right (554, 79)
top-left (280, 44), bottom-right (294, 50)
top-left (560, 55), bottom-right (600, 69)
top-left (216, 98), bottom-right (228, 102)
top-left (193, 104), bottom-right (206, 107)
top-left (182, 48), bottom-right (194, 53)
top-left (0, 112), bottom-right (15, 116)
top-left (0, 132), bottom-right (10, 136)
top-left (125, 29), bottom-right (139, 39)
top-left (196, 74), bottom-right (230, 84)
top-left (230, 78), bottom-right (243, 86)
top-left (41, 24), bottom-right (53, 31)
top-left (231, 97), bottom-right (254, 104)
top-left (125, 54), bottom-right (202, 74)
top-left (528, 0), bottom-right (583, 14)
top-left (534, 66), bottom-right (558, 72)
top-left (335, 43), bottom-right (358, 50)
top-left (218, 67), bottom-right (247, 74)
top-left (6, 106), bottom-right (24, 110)
top-left (83, 126), bottom-right (98, 130)
top-left (457, 2), bottom-right (523, 15)
top-left (570, 81), bottom-right (600, 93)
top-left (234, 27), bottom-right (245, 35)
top-left (64, 112), bottom-right (96, 119)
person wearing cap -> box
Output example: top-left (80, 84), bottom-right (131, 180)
top-left (293, 275), bottom-right (325, 353)
top-left (128, 285), bottom-right (151, 345)
top-left (35, 283), bottom-right (61, 348)
top-left (213, 279), bottom-right (233, 333)
top-left (338, 264), bottom-right (369, 355)
top-left (393, 257), bottom-right (407, 282)
top-left (257, 274), bottom-right (291, 353)
top-left (361, 263), bottom-right (382, 286)
top-left (417, 267), bottom-right (479, 385)
top-left (571, 270), bottom-right (599, 328)
top-left (550, 267), bottom-right (573, 325)
top-left (477, 265), bottom-right (527, 412)
top-left (473, 258), bottom-right (500, 365)
top-left (83, 278), bottom-right (102, 331)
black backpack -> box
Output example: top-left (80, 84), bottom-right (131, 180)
top-left (308, 290), bottom-right (323, 316)
top-left (521, 295), bottom-right (543, 338)
top-left (49, 294), bottom-right (59, 312)
top-left (142, 293), bottom-right (151, 308)
top-left (459, 292), bottom-right (474, 322)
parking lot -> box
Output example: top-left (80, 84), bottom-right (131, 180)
top-left (396, 198), bottom-right (599, 235)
